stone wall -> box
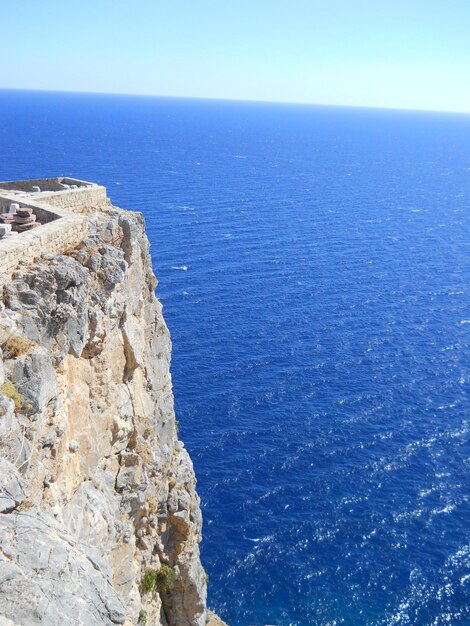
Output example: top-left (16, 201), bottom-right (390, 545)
top-left (0, 180), bottom-right (108, 285)
top-left (0, 178), bottom-right (66, 192)
top-left (0, 212), bottom-right (88, 282)
top-left (0, 176), bottom-right (96, 193)
top-left (36, 186), bottom-right (108, 213)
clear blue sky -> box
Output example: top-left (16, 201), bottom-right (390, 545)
top-left (2, 0), bottom-right (470, 112)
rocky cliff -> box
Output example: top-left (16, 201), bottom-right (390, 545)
top-left (0, 205), bottom-right (208, 625)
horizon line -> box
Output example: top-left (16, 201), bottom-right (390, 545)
top-left (1, 86), bottom-right (470, 116)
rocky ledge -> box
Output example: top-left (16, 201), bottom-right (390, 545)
top-left (0, 205), bottom-right (208, 625)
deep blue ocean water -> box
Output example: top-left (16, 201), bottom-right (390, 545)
top-left (1, 90), bottom-right (469, 625)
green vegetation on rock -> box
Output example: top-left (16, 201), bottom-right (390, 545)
top-left (0, 381), bottom-right (22, 412)
top-left (141, 564), bottom-right (174, 595)
top-left (142, 569), bottom-right (157, 594)
top-left (156, 564), bottom-right (174, 594)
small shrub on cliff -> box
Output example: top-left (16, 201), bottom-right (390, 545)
top-left (156, 564), bottom-right (174, 594)
top-left (138, 609), bottom-right (147, 625)
top-left (142, 569), bottom-right (157, 593)
top-left (0, 381), bottom-right (22, 413)
top-left (2, 335), bottom-right (35, 360)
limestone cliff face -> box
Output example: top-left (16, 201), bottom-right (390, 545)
top-left (0, 207), bottom-right (207, 625)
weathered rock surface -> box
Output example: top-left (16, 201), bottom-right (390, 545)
top-left (0, 207), bottom-right (207, 625)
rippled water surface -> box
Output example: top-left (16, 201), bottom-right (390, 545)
top-left (1, 91), bottom-right (469, 625)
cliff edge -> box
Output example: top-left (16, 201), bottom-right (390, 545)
top-left (0, 182), bottom-right (208, 625)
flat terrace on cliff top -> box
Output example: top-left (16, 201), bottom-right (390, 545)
top-left (0, 176), bottom-right (110, 281)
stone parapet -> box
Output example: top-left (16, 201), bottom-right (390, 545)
top-left (0, 212), bottom-right (88, 284)
top-left (35, 185), bottom-right (108, 213)
top-left (0, 177), bottom-right (108, 284)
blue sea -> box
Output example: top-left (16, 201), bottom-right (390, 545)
top-left (1, 90), bottom-right (469, 625)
